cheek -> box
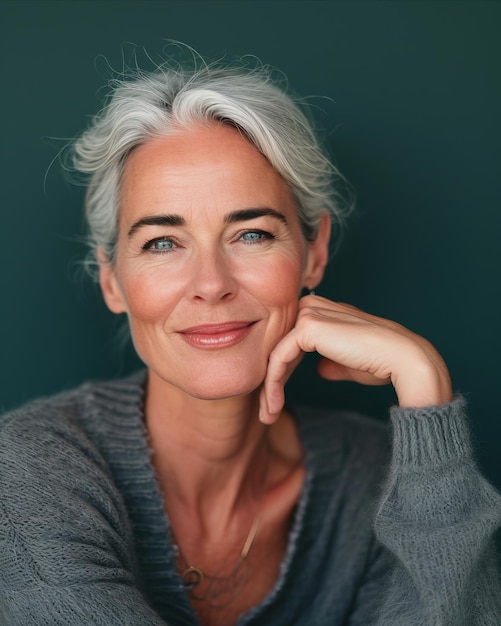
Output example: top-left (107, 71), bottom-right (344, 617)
top-left (241, 254), bottom-right (304, 331)
top-left (237, 248), bottom-right (303, 288)
top-left (118, 269), bottom-right (181, 323)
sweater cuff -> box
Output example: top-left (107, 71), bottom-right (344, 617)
top-left (389, 396), bottom-right (471, 470)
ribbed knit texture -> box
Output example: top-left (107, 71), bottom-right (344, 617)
top-left (374, 400), bottom-right (501, 624)
top-left (1, 372), bottom-right (500, 625)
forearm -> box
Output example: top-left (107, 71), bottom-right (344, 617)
top-left (374, 398), bottom-right (501, 624)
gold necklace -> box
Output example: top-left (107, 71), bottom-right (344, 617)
top-left (176, 513), bottom-right (262, 608)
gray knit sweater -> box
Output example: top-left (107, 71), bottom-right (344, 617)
top-left (1, 372), bottom-right (500, 625)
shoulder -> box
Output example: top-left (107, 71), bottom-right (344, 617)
top-left (0, 375), bottom-right (149, 598)
top-left (0, 373), bottom-right (147, 543)
top-left (0, 384), bottom-right (102, 477)
top-left (0, 370), bottom-right (146, 447)
top-left (0, 371), bottom-right (147, 505)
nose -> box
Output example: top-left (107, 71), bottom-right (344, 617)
top-left (187, 246), bottom-right (238, 304)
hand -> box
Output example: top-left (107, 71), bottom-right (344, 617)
top-left (259, 295), bottom-right (453, 424)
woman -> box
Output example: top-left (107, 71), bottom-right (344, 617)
top-left (1, 56), bottom-right (500, 626)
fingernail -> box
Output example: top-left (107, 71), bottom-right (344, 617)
top-left (259, 409), bottom-right (273, 425)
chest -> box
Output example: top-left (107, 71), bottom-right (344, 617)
top-left (184, 534), bottom-right (287, 626)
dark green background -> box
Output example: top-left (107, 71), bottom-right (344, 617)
top-left (1, 1), bottom-right (500, 488)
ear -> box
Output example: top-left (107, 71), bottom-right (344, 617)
top-left (303, 212), bottom-right (331, 289)
top-left (97, 248), bottom-right (127, 314)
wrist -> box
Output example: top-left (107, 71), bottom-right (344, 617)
top-left (390, 396), bottom-right (470, 468)
top-left (393, 350), bottom-right (453, 408)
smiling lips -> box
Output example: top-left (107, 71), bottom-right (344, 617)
top-left (178, 321), bottom-right (256, 349)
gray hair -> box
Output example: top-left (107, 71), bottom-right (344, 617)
top-left (70, 56), bottom-right (350, 271)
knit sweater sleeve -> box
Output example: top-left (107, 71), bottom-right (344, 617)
top-left (373, 397), bottom-right (501, 625)
top-left (0, 401), bottom-right (168, 626)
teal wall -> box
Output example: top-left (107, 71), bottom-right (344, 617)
top-left (1, 1), bottom-right (500, 488)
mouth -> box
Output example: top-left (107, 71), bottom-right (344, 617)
top-left (178, 321), bottom-right (256, 349)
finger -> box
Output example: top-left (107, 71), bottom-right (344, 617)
top-left (260, 328), bottom-right (305, 423)
top-left (258, 385), bottom-right (275, 425)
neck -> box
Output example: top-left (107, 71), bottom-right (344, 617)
top-left (144, 369), bottom-right (271, 535)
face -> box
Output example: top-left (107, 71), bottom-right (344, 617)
top-left (99, 123), bottom-right (329, 401)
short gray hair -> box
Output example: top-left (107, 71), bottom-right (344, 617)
top-left (71, 55), bottom-right (350, 271)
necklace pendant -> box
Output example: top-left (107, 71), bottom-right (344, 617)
top-left (182, 565), bottom-right (204, 588)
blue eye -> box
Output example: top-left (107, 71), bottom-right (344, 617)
top-left (143, 237), bottom-right (176, 253)
top-left (240, 230), bottom-right (275, 243)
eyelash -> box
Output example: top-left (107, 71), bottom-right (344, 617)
top-left (142, 230), bottom-right (276, 254)
top-left (141, 237), bottom-right (177, 254)
top-left (238, 229), bottom-right (276, 244)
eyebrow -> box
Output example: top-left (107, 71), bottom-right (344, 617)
top-left (127, 208), bottom-right (288, 238)
top-left (224, 208), bottom-right (288, 225)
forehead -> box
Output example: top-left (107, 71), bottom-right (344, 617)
top-left (119, 123), bottom-right (297, 223)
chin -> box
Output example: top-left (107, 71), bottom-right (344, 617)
top-left (184, 372), bottom-right (264, 401)
top-left (143, 340), bottom-right (274, 403)
top-left (156, 357), bottom-right (267, 402)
